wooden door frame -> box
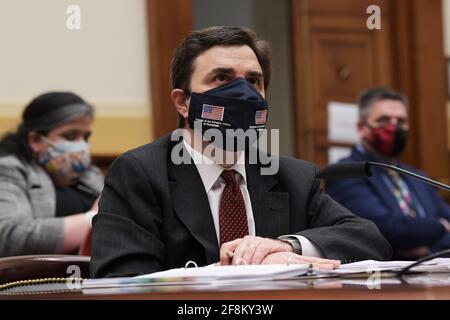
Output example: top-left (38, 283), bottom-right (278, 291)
top-left (147, 0), bottom-right (193, 138)
top-left (392, 0), bottom-right (449, 181)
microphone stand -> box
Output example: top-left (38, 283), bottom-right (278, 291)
top-left (367, 161), bottom-right (450, 192)
top-left (397, 249), bottom-right (450, 276)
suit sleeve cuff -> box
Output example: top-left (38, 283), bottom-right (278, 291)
top-left (278, 235), bottom-right (323, 258)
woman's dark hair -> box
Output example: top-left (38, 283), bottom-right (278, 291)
top-left (171, 26), bottom-right (272, 127)
top-left (0, 92), bottom-right (93, 162)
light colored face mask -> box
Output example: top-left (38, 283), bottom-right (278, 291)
top-left (38, 136), bottom-right (91, 181)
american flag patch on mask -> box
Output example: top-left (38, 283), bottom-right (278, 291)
top-left (255, 110), bottom-right (267, 125)
top-left (201, 104), bottom-right (224, 121)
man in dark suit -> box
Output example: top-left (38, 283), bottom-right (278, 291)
top-left (90, 26), bottom-right (392, 278)
top-left (326, 87), bottom-right (450, 259)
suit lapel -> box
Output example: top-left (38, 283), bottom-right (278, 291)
top-left (168, 150), bottom-right (219, 264)
top-left (246, 161), bottom-right (290, 238)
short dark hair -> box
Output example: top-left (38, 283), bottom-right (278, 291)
top-left (357, 87), bottom-right (409, 120)
top-left (171, 26), bottom-right (272, 127)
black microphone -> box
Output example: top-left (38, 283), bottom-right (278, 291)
top-left (316, 162), bottom-right (372, 180)
top-left (317, 161), bottom-right (450, 192)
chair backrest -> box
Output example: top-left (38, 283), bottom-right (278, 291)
top-left (0, 255), bottom-right (90, 285)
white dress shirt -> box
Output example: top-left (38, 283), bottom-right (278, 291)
top-left (183, 141), bottom-right (323, 257)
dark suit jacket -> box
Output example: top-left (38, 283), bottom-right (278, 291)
top-left (91, 134), bottom-right (392, 278)
top-left (326, 147), bottom-right (450, 255)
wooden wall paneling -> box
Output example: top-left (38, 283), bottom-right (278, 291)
top-left (393, 0), bottom-right (449, 181)
top-left (411, 0), bottom-right (449, 181)
top-left (147, 0), bottom-right (193, 137)
top-left (391, 0), bottom-right (419, 170)
top-left (291, 0), bottom-right (315, 162)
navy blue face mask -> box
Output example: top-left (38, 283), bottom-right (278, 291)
top-left (188, 78), bottom-right (269, 150)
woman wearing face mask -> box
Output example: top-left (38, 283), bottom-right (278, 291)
top-left (0, 92), bottom-right (103, 257)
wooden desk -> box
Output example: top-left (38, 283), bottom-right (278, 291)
top-left (2, 275), bottom-right (450, 300)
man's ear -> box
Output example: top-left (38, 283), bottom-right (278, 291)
top-left (357, 119), bottom-right (369, 140)
top-left (357, 119), bottom-right (365, 132)
top-left (171, 89), bottom-right (189, 121)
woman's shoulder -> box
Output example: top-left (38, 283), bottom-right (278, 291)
top-left (0, 154), bottom-right (29, 171)
top-left (80, 165), bottom-right (104, 194)
top-left (0, 154), bottom-right (34, 186)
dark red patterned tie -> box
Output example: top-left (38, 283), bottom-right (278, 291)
top-left (219, 170), bottom-right (249, 245)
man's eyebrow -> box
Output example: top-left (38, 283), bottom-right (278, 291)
top-left (208, 68), bottom-right (263, 80)
top-left (210, 67), bottom-right (235, 74)
top-left (247, 71), bottom-right (263, 78)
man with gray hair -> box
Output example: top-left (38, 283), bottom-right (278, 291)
top-left (326, 87), bottom-right (450, 259)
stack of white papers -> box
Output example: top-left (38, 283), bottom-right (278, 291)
top-left (82, 258), bottom-right (450, 290)
top-left (321, 258), bottom-right (450, 275)
top-left (137, 264), bottom-right (312, 281)
top-left (83, 264), bottom-right (312, 289)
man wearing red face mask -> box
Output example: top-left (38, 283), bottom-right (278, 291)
top-left (326, 87), bottom-right (450, 259)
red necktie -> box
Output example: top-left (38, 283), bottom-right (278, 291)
top-left (219, 170), bottom-right (249, 245)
